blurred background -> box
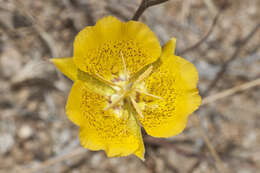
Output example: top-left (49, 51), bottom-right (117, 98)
top-left (0, 0), bottom-right (260, 173)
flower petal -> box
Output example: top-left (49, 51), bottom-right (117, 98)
top-left (139, 39), bottom-right (201, 138)
top-left (66, 81), bottom-right (144, 159)
top-left (50, 57), bottom-right (77, 81)
top-left (74, 16), bottom-right (161, 80)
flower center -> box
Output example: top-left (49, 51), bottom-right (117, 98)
top-left (95, 52), bottom-right (162, 119)
top-left (105, 71), bottom-right (148, 118)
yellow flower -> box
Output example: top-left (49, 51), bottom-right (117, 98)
top-left (51, 16), bottom-right (201, 160)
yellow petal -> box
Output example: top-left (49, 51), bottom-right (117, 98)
top-left (74, 16), bottom-right (161, 80)
top-left (161, 37), bottom-right (176, 57)
top-left (139, 39), bottom-right (201, 138)
top-left (50, 57), bottom-right (77, 81)
top-left (66, 81), bottom-right (144, 158)
top-left (161, 38), bottom-right (198, 89)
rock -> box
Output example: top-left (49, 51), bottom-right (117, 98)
top-left (0, 134), bottom-right (15, 154)
top-left (0, 45), bottom-right (23, 78)
top-left (18, 125), bottom-right (33, 139)
top-left (0, 120), bottom-right (15, 154)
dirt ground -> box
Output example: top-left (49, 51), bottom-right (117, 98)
top-left (0, 0), bottom-right (260, 173)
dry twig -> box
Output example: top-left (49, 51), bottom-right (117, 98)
top-left (179, 11), bottom-right (221, 55)
top-left (192, 115), bottom-right (226, 173)
top-left (202, 78), bottom-right (260, 105)
top-left (132, 0), bottom-right (170, 21)
top-left (21, 147), bottom-right (86, 173)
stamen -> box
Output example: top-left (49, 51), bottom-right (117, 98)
top-left (130, 96), bottom-right (144, 118)
top-left (95, 73), bottom-right (123, 89)
top-left (120, 51), bottom-right (129, 80)
top-left (135, 89), bottom-right (163, 100)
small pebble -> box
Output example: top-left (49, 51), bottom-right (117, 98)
top-left (18, 125), bottom-right (33, 139)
